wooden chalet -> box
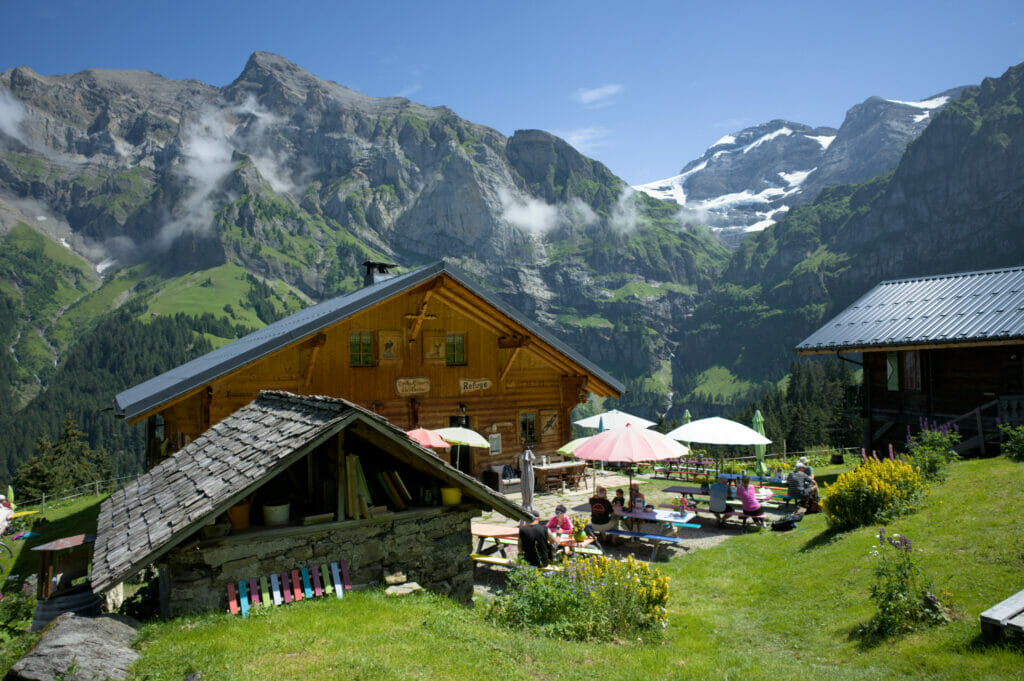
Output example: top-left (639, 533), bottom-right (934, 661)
top-left (93, 391), bottom-right (530, 614)
top-left (796, 266), bottom-right (1024, 456)
top-left (114, 261), bottom-right (624, 481)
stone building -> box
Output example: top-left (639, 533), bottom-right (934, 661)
top-left (92, 391), bottom-right (529, 616)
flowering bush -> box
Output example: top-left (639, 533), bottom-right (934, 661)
top-left (863, 528), bottom-right (947, 637)
top-left (487, 555), bottom-right (670, 642)
top-left (999, 424), bottom-right (1024, 462)
top-left (822, 458), bottom-right (925, 530)
top-left (905, 429), bottom-right (959, 480)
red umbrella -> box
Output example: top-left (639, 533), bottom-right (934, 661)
top-left (406, 428), bottom-right (452, 449)
top-left (571, 423), bottom-right (688, 490)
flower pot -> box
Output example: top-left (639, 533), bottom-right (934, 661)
top-left (227, 501), bottom-right (252, 530)
top-left (263, 503), bottom-right (290, 527)
top-left (440, 487), bottom-right (462, 506)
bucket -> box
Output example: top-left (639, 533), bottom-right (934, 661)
top-left (440, 487), bottom-right (462, 506)
top-left (263, 503), bottom-right (290, 527)
top-left (227, 501), bottom-right (252, 530)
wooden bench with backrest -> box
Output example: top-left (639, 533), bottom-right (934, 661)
top-left (980, 588), bottom-right (1024, 639)
top-left (598, 528), bottom-right (694, 561)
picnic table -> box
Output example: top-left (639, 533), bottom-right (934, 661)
top-left (533, 460), bottom-right (587, 492)
top-left (471, 522), bottom-right (520, 557)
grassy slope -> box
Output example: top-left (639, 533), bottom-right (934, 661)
top-left (120, 457), bottom-right (1024, 681)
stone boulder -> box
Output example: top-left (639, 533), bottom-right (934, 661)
top-left (5, 613), bottom-right (139, 681)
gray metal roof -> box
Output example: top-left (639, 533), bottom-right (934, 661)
top-left (796, 266), bottom-right (1024, 353)
top-left (114, 262), bottom-right (624, 421)
top-left (93, 390), bottom-right (529, 593)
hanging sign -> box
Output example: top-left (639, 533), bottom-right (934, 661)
top-left (459, 378), bottom-right (492, 393)
top-left (395, 377), bottom-right (431, 396)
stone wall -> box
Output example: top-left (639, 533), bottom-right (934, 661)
top-left (158, 506), bottom-right (480, 616)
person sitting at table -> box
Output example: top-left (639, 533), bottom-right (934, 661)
top-left (787, 461), bottom-right (819, 508)
top-left (798, 456), bottom-right (815, 478)
top-left (709, 473), bottom-right (732, 524)
top-left (588, 487), bottom-right (617, 532)
top-left (545, 504), bottom-right (573, 536)
top-left (518, 509), bottom-right (555, 567)
top-left (611, 488), bottom-right (626, 509)
top-left (735, 474), bottom-right (766, 528)
top-left (628, 482), bottom-right (645, 511)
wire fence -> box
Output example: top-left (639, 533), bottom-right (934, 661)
top-left (17, 475), bottom-right (140, 513)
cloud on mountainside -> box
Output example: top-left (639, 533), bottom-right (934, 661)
top-left (573, 84), bottom-right (622, 108)
top-left (497, 184), bottom-right (654, 236)
top-left (0, 90), bottom-right (32, 149)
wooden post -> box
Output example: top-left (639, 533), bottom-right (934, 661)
top-left (41, 493), bottom-right (45, 514)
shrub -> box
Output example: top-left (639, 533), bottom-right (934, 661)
top-left (0, 579), bottom-right (37, 643)
top-left (862, 528), bottom-right (948, 637)
top-left (487, 555), bottom-right (670, 642)
top-left (999, 424), bottom-right (1024, 461)
top-left (822, 458), bottom-right (925, 530)
top-left (904, 429), bottom-right (959, 480)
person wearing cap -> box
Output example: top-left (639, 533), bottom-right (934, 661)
top-left (518, 509), bottom-right (555, 567)
top-left (798, 456), bottom-right (815, 478)
top-left (709, 473), bottom-right (732, 523)
top-left (787, 461), bottom-right (819, 507)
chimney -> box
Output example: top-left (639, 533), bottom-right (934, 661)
top-left (362, 261), bottom-right (398, 287)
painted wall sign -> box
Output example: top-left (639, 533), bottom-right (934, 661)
top-left (395, 377), bottom-right (431, 396)
top-left (460, 378), bottom-right (492, 393)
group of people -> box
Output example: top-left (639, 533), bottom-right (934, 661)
top-left (707, 473), bottom-right (769, 527)
top-left (786, 457), bottom-right (820, 510)
top-left (517, 482), bottom-right (651, 567)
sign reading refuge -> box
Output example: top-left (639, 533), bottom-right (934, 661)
top-left (395, 377), bottom-right (431, 396)
top-left (459, 378), bottom-right (492, 393)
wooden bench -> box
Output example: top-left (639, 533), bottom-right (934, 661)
top-left (599, 529), bottom-right (690, 561)
top-left (980, 588), bottom-right (1024, 639)
top-left (686, 505), bottom-right (767, 529)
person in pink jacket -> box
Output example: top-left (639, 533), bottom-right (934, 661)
top-left (545, 504), bottom-right (572, 535)
top-left (735, 474), bottom-right (767, 528)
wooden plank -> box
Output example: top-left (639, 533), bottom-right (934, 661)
top-left (260, 576), bottom-right (271, 607)
top-left (311, 565), bottom-right (323, 598)
top-left (321, 563), bottom-right (333, 596)
top-left (301, 567), bottom-right (313, 599)
top-left (227, 582), bottom-right (239, 615)
top-left (270, 573), bottom-right (283, 606)
top-left (238, 580), bottom-right (249, 618)
top-left (291, 569), bottom-right (303, 601)
top-left (281, 572), bottom-right (292, 604)
top-left (389, 470), bottom-right (412, 502)
top-left (330, 561), bottom-right (344, 599)
top-left (339, 559), bottom-right (352, 590)
top-left (249, 577), bottom-right (260, 608)
top-left (980, 589), bottom-right (1024, 625)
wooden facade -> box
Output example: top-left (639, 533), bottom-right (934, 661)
top-left (859, 343), bottom-right (1024, 456)
top-left (119, 264), bottom-right (622, 479)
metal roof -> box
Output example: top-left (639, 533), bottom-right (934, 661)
top-left (796, 266), bottom-right (1024, 354)
top-left (114, 262), bottom-right (624, 421)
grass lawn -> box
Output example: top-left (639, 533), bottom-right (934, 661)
top-left (3, 459), bottom-right (1022, 680)
top-left (121, 457), bottom-right (1024, 681)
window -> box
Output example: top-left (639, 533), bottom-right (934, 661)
top-left (446, 333), bottom-right (466, 366)
top-left (349, 332), bottom-right (374, 367)
top-left (520, 412), bottom-right (536, 445)
top-left (886, 352), bottom-right (899, 391)
top-left (901, 350), bottom-right (922, 391)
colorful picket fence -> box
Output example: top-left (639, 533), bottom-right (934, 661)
top-left (226, 559), bottom-right (352, 617)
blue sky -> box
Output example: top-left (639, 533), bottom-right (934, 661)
top-left (1, 1), bottom-right (1022, 185)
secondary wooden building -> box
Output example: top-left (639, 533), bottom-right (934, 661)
top-left (114, 261), bottom-right (623, 480)
top-left (796, 266), bottom-right (1024, 456)
top-left (93, 391), bottom-right (531, 614)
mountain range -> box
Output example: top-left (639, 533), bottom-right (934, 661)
top-left (0, 52), bottom-right (1021, 479)
top-left (635, 87), bottom-right (965, 246)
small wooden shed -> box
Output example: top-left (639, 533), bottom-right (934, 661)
top-left (92, 391), bottom-right (529, 616)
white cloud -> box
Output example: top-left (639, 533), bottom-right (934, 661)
top-left (498, 187), bottom-right (559, 234)
top-left (573, 84), bottom-right (622, 108)
top-left (0, 90), bottom-right (30, 147)
top-left (609, 187), bottom-right (643, 233)
top-left (556, 126), bottom-right (611, 155)
top-left (396, 84), bottom-right (421, 98)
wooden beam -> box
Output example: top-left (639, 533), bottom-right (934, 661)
top-left (407, 282), bottom-right (440, 341)
top-left (499, 347), bottom-right (522, 383)
top-left (302, 333), bottom-right (327, 391)
top-left (498, 334), bottom-right (531, 349)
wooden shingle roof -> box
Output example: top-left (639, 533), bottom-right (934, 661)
top-left (92, 391), bottom-right (529, 593)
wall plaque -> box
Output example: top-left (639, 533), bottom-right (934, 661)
top-left (460, 378), bottom-right (492, 393)
top-left (395, 377), bottom-right (431, 396)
